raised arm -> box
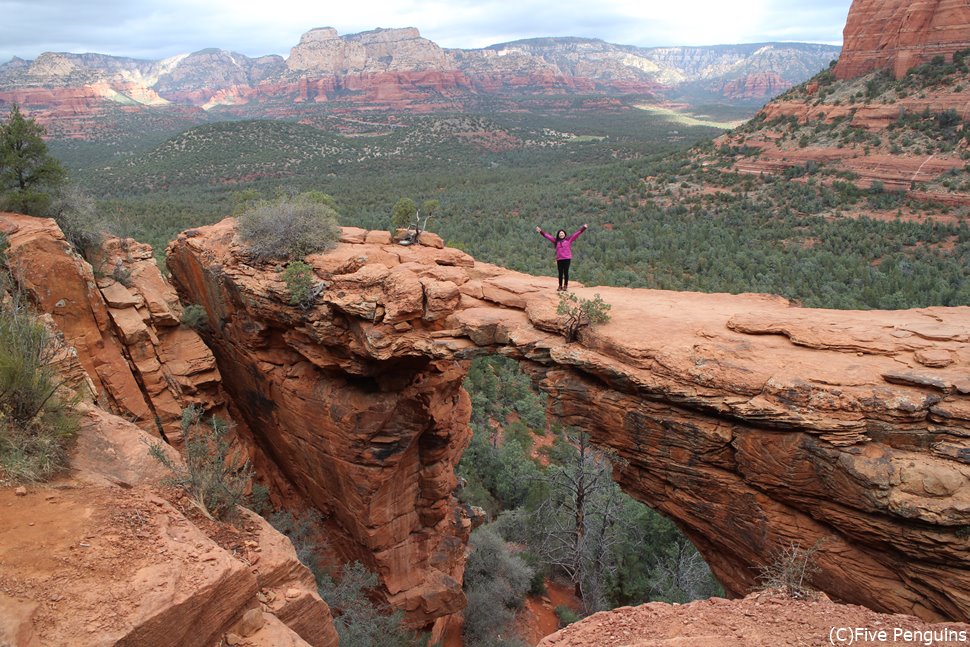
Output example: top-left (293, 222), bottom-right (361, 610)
top-left (537, 226), bottom-right (556, 243)
top-left (567, 223), bottom-right (589, 242)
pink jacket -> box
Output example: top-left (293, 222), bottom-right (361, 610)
top-left (541, 225), bottom-right (587, 260)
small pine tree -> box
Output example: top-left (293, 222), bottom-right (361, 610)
top-left (0, 105), bottom-right (66, 215)
top-left (390, 197), bottom-right (417, 232)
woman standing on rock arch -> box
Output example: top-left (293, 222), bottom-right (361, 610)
top-left (535, 223), bottom-right (588, 291)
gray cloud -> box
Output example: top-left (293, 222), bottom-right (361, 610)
top-left (0, 0), bottom-right (851, 63)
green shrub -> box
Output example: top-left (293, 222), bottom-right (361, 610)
top-left (557, 292), bottom-right (612, 342)
top-left (148, 405), bottom-right (252, 521)
top-left (247, 480), bottom-right (271, 515)
top-left (318, 561), bottom-right (426, 647)
top-left (111, 262), bottom-right (133, 287)
top-left (237, 193), bottom-right (340, 262)
top-left (181, 304), bottom-right (208, 330)
top-left (267, 509), bottom-right (325, 579)
top-left (525, 554), bottom-right (548, 596)
top-left (0, 288), bottom-right (78, 482)
top-left (48, 185), bottom-right (105, 256)
top-left (555, 605), bottom-right (581, 627)
top-left (463, 525), bottom-right (533, 647)
top-left (281, 260), bottom-right (319, 308)
top-left (390, 197), bottom-right (417, 232)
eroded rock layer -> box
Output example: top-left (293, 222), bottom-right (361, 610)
top-left (168, 220), bottom-right (970, 623)
top-left (167, 223), bottom-right (476, 631)
top-left (0, 406), bottom-right (339, 647)
top-left (835, 0), bottom-right (970, 80)
top-left (0, 214), bottom-right (228, 442)
top-left (0, 29), bottom-right (840, 138)
top-left (538, 590), bottom-right (970, 647)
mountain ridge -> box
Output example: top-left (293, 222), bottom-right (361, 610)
top-left (0, 27), bottom-right (840, 139)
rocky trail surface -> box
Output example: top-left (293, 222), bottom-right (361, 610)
top-left (538, 591), bottom-right (970, 647)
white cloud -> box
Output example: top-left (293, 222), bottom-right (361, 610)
top-left (0, 0), bottom-right (851, 62)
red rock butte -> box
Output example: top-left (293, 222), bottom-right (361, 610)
top-left (835, 0), bottom-right (970, 80)
top-left (161, 219), bottom-right (970, 626)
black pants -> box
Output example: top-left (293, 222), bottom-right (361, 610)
top-left (557, 259), bottom-right (571, 287)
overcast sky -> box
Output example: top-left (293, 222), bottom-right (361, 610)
top-left (0, 0), bottom-right (851, 63)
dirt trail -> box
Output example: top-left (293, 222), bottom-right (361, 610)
top-left (516, 579), bottom-right (584, 645)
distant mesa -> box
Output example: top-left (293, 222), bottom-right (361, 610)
top-left (286, 26), bottom-right (448, 74)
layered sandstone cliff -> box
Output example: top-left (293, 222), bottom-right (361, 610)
top-left (0, 214), bottom-right (339, 647)
top-left (835, 0), bottom-right (970, 80)
top-left (0, 214), bottom-right (228, 442)
top-left (167, 224), bottom-right (477, 634)
top-left (288, 27), bottom-right (449, 75)
top-left (168, 219), bottom-right (970, 624)
top-left (707, 0), bottom-right (970, 210)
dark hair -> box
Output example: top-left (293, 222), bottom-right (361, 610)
top-left (555, 229), bottom-right (567, 245)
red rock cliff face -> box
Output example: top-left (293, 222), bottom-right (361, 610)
top-left (168, 219), bottom-right (970, 624)
top-left (166, 223), bottom-right (475, 634)
top-left (0, 214), bottom-right (227, 442)
top-left (0, 213), bottom-right (340, 647)
top-left (835, 0), bottom-right (970, 80)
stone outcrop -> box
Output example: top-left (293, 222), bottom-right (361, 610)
top-left (538, 590), bottom-right (970, 647)
top-left (0, 405), bottom-right (338, 647)
top-left (0, 213), bottom-right (227, 442)
top-left (168, 220), bottom-right (970, 624)
top-left (709, 6), bottom-right (970, 209)
top-left (716, 71), bottom-right (789, 100)
top-left (835, 0), bottom-right (970, 80)
top-left (167, 221), bottom-right (475, 633)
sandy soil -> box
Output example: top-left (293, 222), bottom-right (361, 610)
top-left (516, 579), bottom-right (585, 645)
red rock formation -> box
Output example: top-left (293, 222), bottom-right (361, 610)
top-left (167, 222), bottom-right (475, 633)
top-left (0, 31), bottom-right (836, 137)
top-left (717, 79), bottom-right (970, 206)
top-left (538, 590), bottom-right (970, 646)
top-left (287, 27), bottom-right (449, 75)
top-left (0, 214), bottom-right (227, 442)
top-left (718, 71), bottom-right (790, 100)
top-left (168, 220), bottom-right (970, 624)
top-left (0, 405), bottom-right (339, 647)
top-left (835, 0), bottom-right (970, 80)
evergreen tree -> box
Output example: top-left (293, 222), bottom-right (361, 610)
top-left (0, 105), bottom-right (65, 214)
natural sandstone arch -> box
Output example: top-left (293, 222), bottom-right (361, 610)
top-left (167, 220), bottom-right (970, 628)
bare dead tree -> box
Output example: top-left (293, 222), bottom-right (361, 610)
top-left (528, 429), bottom-right (628, 613)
